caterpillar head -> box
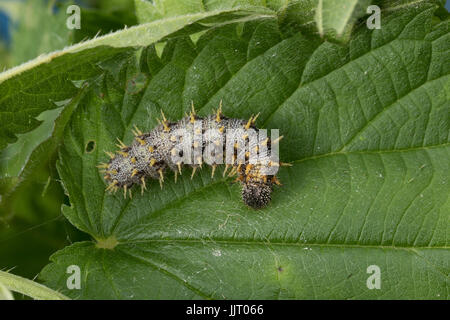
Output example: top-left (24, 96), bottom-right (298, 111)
top-left (241, 181), bottom-right (272, 209)
top-left (238, 162), bottom-right (278, 209)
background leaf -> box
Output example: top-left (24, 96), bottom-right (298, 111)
top-left (134, 0), bottom-right (319, 36)
top-left (9, 0), bottom-right (72, 66)
top-left (315, 0), bottom-right (372, 42)
top-left (0, 87), bottom-right (86, 198)
top-left (72, 0), bottom-right (138, 44)
top-left (40, 3), bottom-right (449, 299)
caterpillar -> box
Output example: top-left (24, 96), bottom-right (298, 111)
top-left (97, 102), bottom-right (287, 209)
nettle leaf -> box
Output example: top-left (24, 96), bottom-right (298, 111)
top-left (0, 89), bottom-right (84, 201)
top-left (40, 4), bottom-right (449, 299)
top-left (0, 8), bottom-right (273, 151)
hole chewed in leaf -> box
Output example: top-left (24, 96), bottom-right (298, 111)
top-left (85, 140), bottom-right (96, 153)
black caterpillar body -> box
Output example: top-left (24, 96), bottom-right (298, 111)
top-left (98, 104), bottom-right (284, 209)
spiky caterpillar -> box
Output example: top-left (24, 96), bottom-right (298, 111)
top-left (98, 104), bottom-right (285, 209)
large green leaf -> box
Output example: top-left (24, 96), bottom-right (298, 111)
top-left (0, 7), bottom-right (274, 150)
top-left (40, 4), bottom-right (449, 299)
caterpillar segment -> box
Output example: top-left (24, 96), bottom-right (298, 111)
top-left (100, 106), bottom-right (283, 209)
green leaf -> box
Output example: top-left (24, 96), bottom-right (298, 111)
top-left (0, 87), bottom-right (85, 199)
top-left (0, 107), bottom-right (62, 182)
top-left (0, 8), bottom-right (274, 150)
top-left (40, 4), bottom-right (449, 299)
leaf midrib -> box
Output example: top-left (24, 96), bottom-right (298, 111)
top-left (115, 238), bottom-right (448, 250)
top-left (293, 143), bottom-right (450, 164)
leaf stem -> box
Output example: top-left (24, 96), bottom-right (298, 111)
top-left (0, 270), bottom-right (70, 300)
